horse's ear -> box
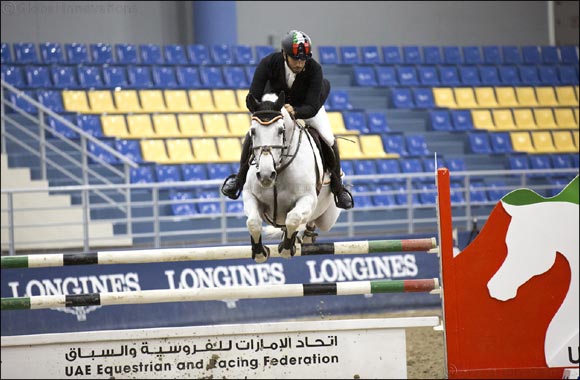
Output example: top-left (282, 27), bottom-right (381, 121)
top-left (246, 94), bottom-right (260, 113)
top-left (275, 91), bottom-right (285, 110)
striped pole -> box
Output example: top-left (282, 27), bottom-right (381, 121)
top-left (1, 238), bottom-right (437, 269)
top-left (1, 278), bottom-right (440, 311)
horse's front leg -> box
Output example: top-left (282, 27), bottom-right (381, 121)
top-left (243, 191), bottom-right (270, 263)
top-left (279, 195), bottom-right (317, 258)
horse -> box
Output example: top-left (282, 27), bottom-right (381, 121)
top-left (242, 92), bottom-right (341, 263)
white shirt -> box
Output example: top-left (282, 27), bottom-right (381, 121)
top-left (284, 61), bottom-right (297, 88)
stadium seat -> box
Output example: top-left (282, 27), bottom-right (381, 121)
top-left (202, 113), bottom-right (230, 136)
top-left (24, 65), bottom-right (51, 88)
top-left (140, 139), bottom-right (171, 164)
top-left (462, 46), bottom-right (482, 65)
top-left (559, 45), bottom-right (579, 64)
top-left (217, 137), bottom-right (243, 162)
top-left (156, 164), bottom-right (182, 182)
top-left (232, 44), bottom-right (255, 65)
top-left (114, 90), bottom-right (142, 113)
top-left (467, 132), bottom-right (492, 154)
top-left (555, 86), bottom-right (578, 106)
top-left (139, 90), bottom-right (167, 112)
top-left (489, 132), bottom-right (513, 153)
top-left (372, 184), bottom-right (396, 207)
top-left (127, 114), bottom-right (157, 138)
top-left (255, 45), bottom-right (275, 61)
top-left (552, 130), bottom-right (577, 152)
top-left (458, 66), bottom-right (481, 86)
top-left (352, 159), bottom-right (377, 175)
top-left (226, 113), bottom-right (251, 137)
top-left (62, 90), bottom-right (90, 113)
top-left (479, 66), bottom-right (501, 86)
top-left (37, 89), bottom-right (65, 112)
top-left (551, 153), bottom-right (574, 169)
top-left (49, 65), bottom-right (78, 89)
top-left (432, 87), bottom-right (456, 108)
top-left (127, 66), bottom-right (154, 89)
top-left (187, 44), bottom-right (212, 65)
top-left (130, 165), bottom-right (155, 183)
top-left (188, 90), bottom-right (216, 112)
top-left (366, 112), bottom-right (390, 133)
top-left (181, 164), bottom-right (207, 181)
top-left (528, 155), bottom-right (552, 171)
top-left (454, 87), bottom-right (478, 108)
top-left (469, 182), bottom-right (489, 203)
top-left (1, 65), bottom-right (25, 88)
top-left (39, 42), bottom-right (65, 64)
top-left (495, 87), bottom-right (519, 107)
top-left (166, 139), bottom-right (195, 163)
top-left (115, 43), bottom-right (138, 64)
top-left (558, 66), bottom-right (579, 85)
top-left (115, 139), bottom-right (143, 163)
top-left (400, 158), bottom-right (424, 174)
top-left (416, 182), bottom-right (437, 205)
top-left (403, 46), bottom-right (422, 64)
top-left (533, 108), bottom-right (557, 129)
top-left (406, 134), bottom-right (431, 156)
top-left (77, 66), bottom-right (105, 89)
top-left (502, 46), bottom-right (522, 64)
top-left (191, 138), bottom-right (222, 162)
top-left (413, 88), bottom-right (435, 108)
top-left (471, 109), bottom-right (495, 130)
top-left (391, 88), bottom-right (414, 108)
top-left (328, 89), bottom-right (353, 111)
top-left (164, 90), bottom-right (193, 112)
top-left (200, 66), bottom-right (226, 88)
top-left (102, 66), bottom-right (129, 88)
top-left (417, 66), bottom-right (440, 86)
top-left (482, 46), bottom-right (502, 64)
top-left (535, 87), bottom-right (558, 107)
top-left (422, 157), bottom-right (445, 173)
top-left (519, 65), bottom-right (541, 85)
top-left (446, 157), bottom-right (466, 172)
top-left (101, 115), bottom-right (130, 138)
top-left (381, 134), bottom-right (408, 156)
top-left (88, 139), bottom-right (119, 164)
top-left (343, 111), bottom-right (369, 134)
top-left (508, 154), bottom-right (529, 171)
top-left (538, 66), bottom-right (560, 85)
top-left (318, 46), bottom-right (340, 65)
top-left (422, 46), bottom-right (442, 65)
top-left (430, 110), bottom-right (453, 131)
top-left (337, 136), bottom-right (365, 159)
top-left (222, 66), bottom-right (250, 88)
top-left (521, 45), bottom-right (541, 64)
top-left (327, 112), bottom-right (358, 136)
top-left (513, 108), bottom-right (537, 130)
top-left (1, 43), bottom-right (12, 63)
top-left (510, 131), bottom-right (536, 153)
top-left (382, 46), bottom-right (402, 64)
top-left (515, 87), bottom-right (538, 107)
top-left (87, 90), bottom-right (117, 113)
top-left (90, 43), bottom-right (113, 64)
top-left (439, 66), bottom-right (461, 86)
top-left (361, 46), bottom-right (382, 64)
top-left (451, 110), bottom-right (474, 131)
top-left (164, 44), bottom-right (188, 65)
top-left (498, 65), bottom-right (521, 85)
top-left (554, 108), bottom-right (578, 129)
top-left (152, 66), bottom-right (179, 88)
top-left (153, 114), bottom-right (182, 137)
top-left (78, 114), bottom-right (104, 138)
top-left (340, 46), bottom-right (361, 65)
top-left (169, 190), bottom-right (198, 216)
top-left (540, 46), bottom-right (559, 64)
top-left (210, 44), bottom-right (233, 65)
top-left (213, 89), bottom-right (243, 112)
top-left (7, 90), bottom-right (37, 114)
top-left (474, 87), bottom-right (499, 108)
top-left (65, 43), bottom-right (90, 64)
top-left (196, 188), bottom-right (221, 214)
top-left (353, 66), bottom-right (378, 86)
top-left (175, 66), bottom-right (202, 88)
top-left (13, 42), bottom-right (38, 64)
top-left (46, 114), bottom-right (79, 139)
top-left (397, 66), bottom-right (420, 86)
top-left (375, 66), bottom-right (398, 87)
top-left (443, 46), bottom-right (462, 64)
top-left (139, 44), bottom-right (164, 65)
top-left (492, 109), bottom-right (517, 130)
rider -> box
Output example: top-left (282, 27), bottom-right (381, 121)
top-left (221, 30), bottom-right (354, 210)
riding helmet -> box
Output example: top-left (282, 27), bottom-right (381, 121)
top-left (281, 30), bottom-right (312, 60)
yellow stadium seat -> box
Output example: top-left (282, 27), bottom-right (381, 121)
top-left (166, 139), bottom-right (196, 163)
top-left (474, 87), bottom-right (499, 108)
top-left (139, 90), bottom-right (167, 112)
top-left (513, 108), bottom-right (537, 130)
top-left (62, 90), bottom-right (90, 113)
top-left (573, 130), bottom-right (579, 149)
top-left (433, 88), bottom-right (456, 108)
top-left (178, 114), bottom-right (206, 137)
top-left (127, 114), bottom-right (156, 138)
top-left (327, 112), bottom-right (359, 135)
top-left (226, 113), bottom-right (251, 137)
top-left (510, 131), bottom-right (536, 153)
top-left (236, 89), bottom-right (249, 110)
top-left (337, 136), bottom-right (365, 160)
top-left (114, 90), bottom-right (142, 113)
top-left (213, 89), bottom-right (244, 112)
top-left (555, 86), bottom-right (578, 107)
top-left (575, 86), bottom-right (579, 101)
top-left (492, 109), bottom-right (517, 130)
top-left (164, 90), bottom-right (193, 112)
top-left (515, 87), bottom-right (538, 107)
top-left (87, 90), bottom-right (116, 113)
top-left (101, 115), bottom-right (129, 138)
top-left (191, 138), bottom-right (222, 162)
top-left (140, 139), bottom-right (171, 163)
top-left (202, 113), bottom-right (230, 136)
top-left (454, 88), bottom-right (478, 109)
top-left (554, 108), bottom-right (578, 129)
top-left (535, 87), bottom-right (558, 107)
top-left (531, 131), bottom-right (557, 153)
top-left (217, 137), bottom-right (243, 162)
top-left (471, 110), bottom-right (495, 130)
top-left (188, 90), bottom-right (216, 112)
top-left (152, 114), bottom-right (181, 137)
top-left (533, 108), bottom-right (557, 129)
top-left (495, 87), bottom-right (519, 107)
top-left (359, 135), bottom-right (398, 159)
top-left (552, 130), bottom-right (577, 153)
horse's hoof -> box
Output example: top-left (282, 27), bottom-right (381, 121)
top-left (253, 245), bottom-right (270, 264)
top-left (278, 243), bottom-right (296, 259)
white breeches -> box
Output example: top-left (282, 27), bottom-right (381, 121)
top-left (304, 105), bottom-right (335, 146)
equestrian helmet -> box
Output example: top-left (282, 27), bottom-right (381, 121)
top-left (281, 30), bottom-right (312, 60)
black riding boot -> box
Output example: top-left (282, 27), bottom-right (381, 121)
top-left (330, 142), bottom-right (354, 210)
top-left (221, 133), bottom-right (252, 200)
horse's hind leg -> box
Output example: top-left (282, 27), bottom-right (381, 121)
top-left (302, 222), bottom-right (318, 244)
top-left (279, 195), bottom-right (316, 258)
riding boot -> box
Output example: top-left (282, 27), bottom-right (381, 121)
top-left (330, 142), bottom-right (354, 210)
top-left (221, 133), bottom-right (252, 200)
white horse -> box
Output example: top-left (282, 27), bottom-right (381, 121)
top-left (242, 92), bottom-right (341, 263)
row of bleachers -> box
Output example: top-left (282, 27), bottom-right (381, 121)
top-left (1, 64), bottom-right (256, 90)
top-left (1, 42), bottom-right (275, 66)
top-left (319, 45), bottom-right (579, 66)
top-left (431, 107), bottom-right (579, 132)
top-left (353, 64), bottom-right (579, 87)
top-left (468, 130), bottom-right (579, 154)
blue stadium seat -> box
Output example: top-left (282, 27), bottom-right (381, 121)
top-left (479, 66), bottom-right (501, 86)
top-left (176, 66), bottom-right (202, 88)
top-left (245, 66), bottom-right (256, 81)
top-left (375, 66), bottom-right (398, 87)
top-left (372, 184), bottom-right (395, 207)
top-left (400, 158), bottom-right (424, 173)
top-left (502, 46), bottom-right (522, 64)
top-left (413, 88), bottom-right (435, 108)
top-left (46, 114), bottom-right (79, 139)
top-left (207, 163), bottom-right (232, 180)
top-left (353, 66), bottom-right (378, 87)
top-left (489, 132), bottom-right (513, 153)
top-left (78, 114), bottom-right (104, 138)
top-left (77, 66), bottom-right (105, 89)
top-left (156, 165), bottom-right (182, 182)
top-left (51, 65), bottom-right (79, 89)
top-left (130, 166), bottom-right (155, 183)
top-left (232, 45), bottom-right (255, 65)
top-left (487, 181), bottom-right (508, 202)
top-left (353, 160), bottom-right (377, 175)
top-left (186, 44), bottom-right (211, 65)
top-left (540, 46), bottom-right (559, 64)
top-left (529, 154), bottom-right (552, 171)
top-left (498, 65), bottom-right (521, 85)
top-left (164, 44), bottom-right (188, 65)
top-left (396, 66), bottom-right (419, 86)
top-left (13, 42), bottom-right (38, 64)
top-left (255, 45), bottom-right (275, 61)
top-left (558, 65), bottom-right (579, 85)
top-left (89, 139), bottom-right (120, 164)
top-left (382, 46), bottom-right (402, 65)
top-left (318, 46), bottom-right (339, 65)
top-left (482, 46), bottom-right (502, 64)
top-left (361, 46), bottom-right (381, 64)
top-left (115, 139), bottom-right (143, 163)
top-left (366, 112), bottom-right (390, 133)
top-left (508, 154), bottom-right (529, 171)
top-left (139, 44), bottom-right (164, 65)
top-left (538, 66), bottom-right (559, 85)
top-left (406, 134), bottom-right (431, 156)
top-left (391, 88), bottom-right (414, 108)
top-left (382, 134), bottom-right (409, 156)
top-left (559, 45), bottom-right (579, 64)
top-left (39, 42), bottom-right (65, 64)
top-left (518, 65), bottom-right (541, 85)
top-left (422, 46), bottom-right (442, 65)
top-left (522, 45), bottom-right (541, 64)
top-left (467, 131), bottom-right (492, 154)
top-left (394, 183), bottom-right (420, 205)
top-left (1, 43), bottom-right (12, 63)
top-left (181, 164), bottom-right (208, 181)
top-left (328, 89), bottom-right (353, 111)
top-left (103, 66), bottom-right (129, 88)
top-left (402, 46), bottom-right (422, 64)
top-left (127, 66), bottom-right (154, 88)
top-left (196, 188), bottom-right (221, 215)
top-left (341, 160), bottom-right (355, 177)
top-left (445, 157), bottom-right (466, 173)
top-left (199, 66), bottom-right (226, 88)
top-left (226, 200), bottom-right (244, 214)
top-left (462, 46), bottom-right (482, 65)
top-left (443, 46), bottom-right (462, 64)
top-left (343, 111), bottom-right (369, 133)
top-left (422, 157), bottom-right (445, 173)
top-left (416, 182), bottom-right (437, 205)
top-left (210, 45), bottom-right (233, 65)
top-left (449, 182), bottom-right (466, 203)
top-left (439, 66), bottom-right (461, 86)
top-left (90, 43), bottom-right (114, 64)
top-left (65, 43), bottom-right (90, 64)
top-left (24, 65), bottom-right (52, 88)
top-left (458, 66), bottom-right (481, 86)
top-left (376, 159), bottom-right (400, 174)
top-left (152, 66), bottom-right (179, 88)
top-left (551, 154), bottom-right (573, 169)
top-left (340, 46), bottom-right (361, 65)
top-left (222, 66), bottom-right (250, 88)
top-left (353, 185), bottom-right (374, 208)
top-left (37, 89), bottom-right (65, 112)
top-left (469, 182), bottom-right (489, 203)
top-left (1, 65), bottom-right (25, 87)
top-left (417, 66), bottom-right (440, 86)
top-left (7, 90), bottom-right (37, 114)
top-left (115, 43), bottom-right (138, 64)
top-left (430, 110), bottom-right (453, 131)
top-left (169, 190), bottom-right (198, 216)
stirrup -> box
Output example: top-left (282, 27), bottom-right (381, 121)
top-left (221, 174), bottom-right (242, 200)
